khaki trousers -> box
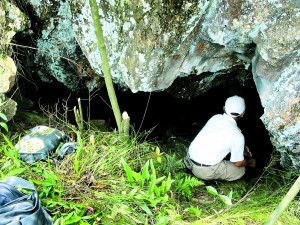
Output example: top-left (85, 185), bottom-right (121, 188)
top-left (191, 160), bottom-right (245, 181)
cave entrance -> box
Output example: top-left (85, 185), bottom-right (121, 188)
top-left (115, 80), bottom-right (273, 177)
top-left (15, 65), bottom-right (273, 177)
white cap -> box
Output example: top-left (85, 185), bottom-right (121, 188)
top-left (225, 96), bottom-right (246, 117)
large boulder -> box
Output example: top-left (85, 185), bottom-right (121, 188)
top-left (0, 0), bottom-right (29, 120)
top-left (0, 0), bottom-right (29, 55)
top-left (259, 58), bottom-right (300, 170)
top-left (0, 56), bottom-right (17, 94)
top-left (70, 0), bottom-right (245, 92)
top-left (24, 0), bottom-right (102, 92)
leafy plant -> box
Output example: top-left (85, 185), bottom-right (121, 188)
top-left (206, 185), bottom-right (233, 206)
top-left (154, 146), bottom-right (163, 163)
top-left (175, 175), bottom-right (204, 199)
top-left (73, 131), bottom-right (84, 176)
top-left (159, 153), bottom-right (185, 175)
top-left (121, 158), bottom-right (174, 207)
top-left (185, 206), bottom-right (202, 218)
top-left (0, 112), bottom-right (8, 132)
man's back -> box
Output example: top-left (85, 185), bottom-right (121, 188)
top-left (188, 113), bottom-right (244, 165)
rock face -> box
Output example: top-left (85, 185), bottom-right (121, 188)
top-left (0, 0), bottom-right (29, 120)
top-left (70, 0), bottom-right (246, 92)
top-left (11, 0), bottom-right (300, 170)
top-left (24, 0), bottom-right (102, 92)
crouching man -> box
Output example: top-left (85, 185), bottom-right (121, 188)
top-left (184, 95), bottom-right (256, 181)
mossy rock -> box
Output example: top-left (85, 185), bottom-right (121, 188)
top-left (10, 111), bottom-right (49, 132)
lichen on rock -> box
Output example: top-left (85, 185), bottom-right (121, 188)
top-left (71, 0), bottom-right (232, 92)
top-left (260, 58), bottom-right (300, 170)
top-left (0, 0), bottom-right (29, 54)
top-left (0, 0), bottom-right (29, 120)
top-left (31, 0), bottom-right (83, 91)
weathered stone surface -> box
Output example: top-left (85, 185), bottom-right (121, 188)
top-left (71, 0), bottom-right (246, 92)
top-left (0, 56), bottom-right (17, 94)
top-left (26, 0), bottom-right (102, 91)
top-left (0, 94), bottom-right (17, 121)
top-left (256, 56), bottom-right (300, 170)
top-left (0, 0), bottom-right (29, 120)
top-left (0, 0), bottom-right (29, 54)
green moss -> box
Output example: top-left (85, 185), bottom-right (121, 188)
top-left (11, 111), bottom-right (49, 131)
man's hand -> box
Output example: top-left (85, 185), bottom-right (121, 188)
top-left (244, 146), bottom-right (252, 158)
top-left (233, 158), bottom-right (256, 167)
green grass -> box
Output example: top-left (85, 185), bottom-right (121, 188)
top-left (0, 125), bottom-right (300, 225)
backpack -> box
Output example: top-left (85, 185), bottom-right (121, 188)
top-left (15, 126), bottom-right (67, 163)
top-left (0, 176), bottom-right (53, 225)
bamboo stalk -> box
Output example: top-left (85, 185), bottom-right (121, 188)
top-left (89, 0), bottom-right (122, 132)
top-left (74, 106), bottom-right (84, 132)
top-left (78, 98), bottom-right (84, 130)
top-left (265, 175), bottom-right (300, 225)
top-left (121, 111), bottom-right (130, 136)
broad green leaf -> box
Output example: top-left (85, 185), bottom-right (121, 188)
top-left (157, 156), bottom-right (162, 163)
top-left (164, 173), bottom-right (173, 193)
top-left (120, 157), bottom-right (135, 185)
top-left (140, 204), bottom-right (153, 216)
top-left (0, 113), bottom-right (8, 121)
top-left (148, 175), bottom-right (156, 196)
top-left (219, 194), bottom-right (233, 206)
top-left (149, 160), bottom-right (156, 179)
top-left (185, 206), bottom-right (202, 217)
top-left (155, 146), bottom-right (160, 155)
top-left (154, 185), bottom-right (161, 198)
top-left (155, 176), bottom-right (166, 185)
top-left (7, 168), bottom-right (25, 177)
top-left (141, 160), bottom-right (150, 186)
top-left (206, 186), bottom-right (218, 196)
top-left (65, 214), bottom-right (82, 224)
top-left (3, 134), bottom-right (16, 150)
top-left (132, 170), bottom-right (142, 183)
top-left (53, 218), bottom-right (63, 225)
top-left (0, 122), bottom-right (8, 132)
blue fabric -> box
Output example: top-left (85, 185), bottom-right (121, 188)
top-left (58, 142), bottom-right (77, 158)
top-left (0, 177), bottom-right (53, 225)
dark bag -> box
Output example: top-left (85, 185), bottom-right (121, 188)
top-left (15, 126), bottom-right (67, 163)
top-left (0, 176), bottom-right (53, 225)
